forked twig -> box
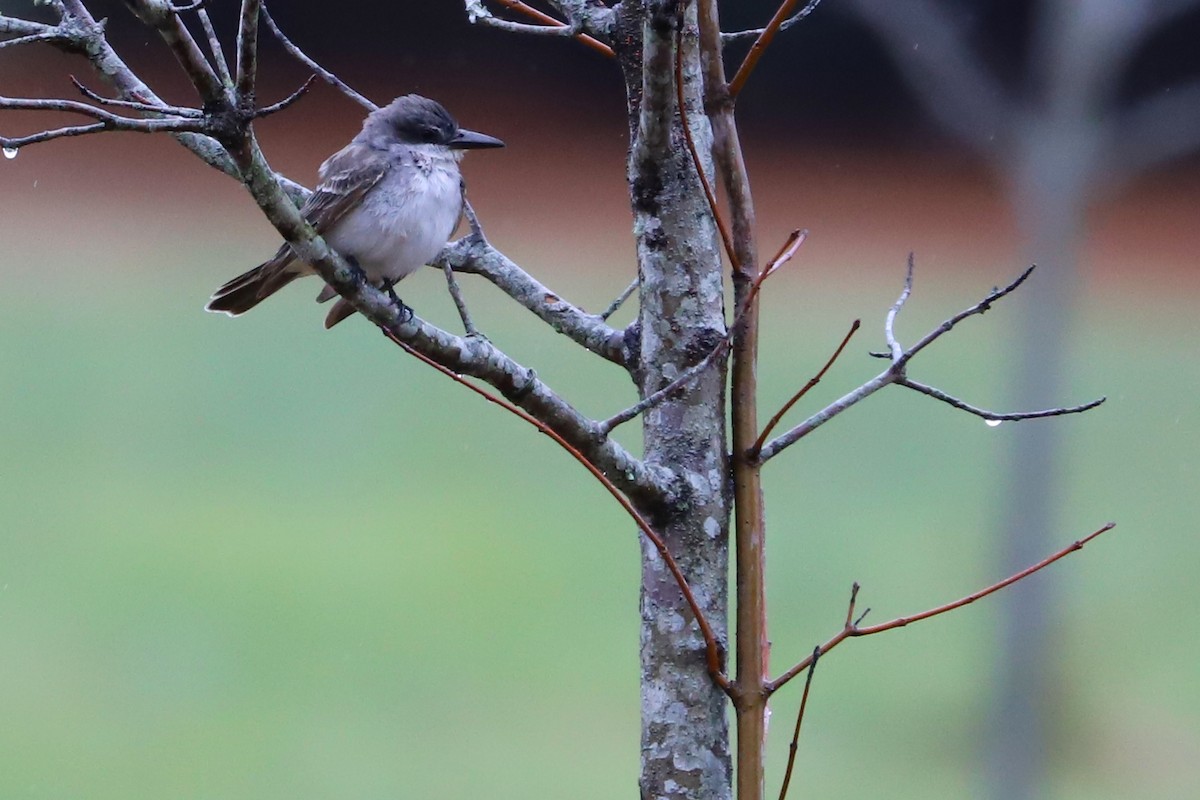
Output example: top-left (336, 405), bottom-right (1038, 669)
top-left (767, 522), bottom-right (1117, 693)
top-left (748, 318), bottom-right (860, 459)
top-left (381, 328), bottom-right (730, 692)
top-left (756, 260), bottom-right (1106, 463)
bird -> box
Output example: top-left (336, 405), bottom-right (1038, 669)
top-left (205, 94), bottom-right (504, 328)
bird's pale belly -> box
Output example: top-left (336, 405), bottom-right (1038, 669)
top-left (324, 166), bottom-right (462, 285)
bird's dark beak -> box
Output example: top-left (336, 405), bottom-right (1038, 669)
top-left (449, 128), bottom-right (505, 150)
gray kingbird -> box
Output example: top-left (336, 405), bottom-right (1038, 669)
top-left (206, 94), bottom-right (504, 328)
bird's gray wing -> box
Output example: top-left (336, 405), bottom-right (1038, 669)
top-left (255, 143), bottom-right (390, 278)
top-left (301, 143), bottom-right (390, 233)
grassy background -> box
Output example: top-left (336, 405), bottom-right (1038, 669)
top-left (2, 30), bottom-right (1200, 799)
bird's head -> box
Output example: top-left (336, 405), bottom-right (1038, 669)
top-left (363, 94), bottom-right (505, 152)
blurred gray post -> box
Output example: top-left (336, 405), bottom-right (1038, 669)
top-left (847, 0), bottom-right (1200, 796)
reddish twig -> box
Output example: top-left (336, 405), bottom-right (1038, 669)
top-left (767, 522), bottom-right (1116, 693)
top-left (776, 645), bottom-right (821, 800)
top-left (488, 0), bottom-right (614, 57)
top-left (728, 0), bottom-right (822, 98)
top-left (380, 327), bottom-right (730, 692)
top-left (748, 318), bottom-right (860, 459)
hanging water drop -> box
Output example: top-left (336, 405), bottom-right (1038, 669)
top-left (985, 418), bottom-right (1003, 428)
top-left (3, 146), bottom-right (17, 160)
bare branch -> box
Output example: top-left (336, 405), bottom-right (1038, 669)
top-left (70, 75), bottom-right (203, 116)
top-left (768, 522), bottom-right (1117, 693)
top-left (599, 277), bottom-right (638, 321)
top-left (236, 0), bottom-right (261, 102)
top-left (385, 330), bottom-right (728, 691)
top-left (168, 0), bottom-right (208, 11)
top-left (0, 95), bottom-right (208, 149)
top-left (472, 12), bottom-right (582, 38)
top-left (436, 236), bottom-right (627, 366)
top-left (756, 262), bottom-right (1101, 463)
top-left (728, 0), bottom-right (823, 98)
top-left (250, 75), bottom-right (316, 118)
top-left (0, 30), bottom-right (67, 50)
top-left (722, 0), bottom-right (821, 44)
top-left (260, 4), bottom-right (377, 111)
top-left (897, 378), bottom-right (1105, 422)
top-left (469, 0), bottom-right (615, 57)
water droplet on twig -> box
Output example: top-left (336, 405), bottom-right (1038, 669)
top-left (2, 146), bottom-right (17, 160)
top-left (985, 418), bottom-right (1003, 428)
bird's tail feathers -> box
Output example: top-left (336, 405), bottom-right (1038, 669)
top-left (205, 248), bottom-right (302, 316)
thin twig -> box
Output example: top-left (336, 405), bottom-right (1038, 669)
top-left (897, 378), bottom-right (1106, 422)
top-left (885, 252), bottom-right (915, 362)
top-left (168, 0), bottom-right (207, 11)
top-left (748, 318), bottom-right (860, 459)
top-left (260, 4), bottom-right (377, 111)
top-left (70, 75), bottom-right (204, 116)
top-left (251, 75), bottom-right (316, 118)
top-left (0, 31), bottom-right (66, 50)
top-left (767, 522), bottom-right (1117, 693)
top-left (0, 96), bottom-right (207, 149)
top-left (776, 646), bottom-right (821, 800)
top-left (481, 0), bottom-right (614, 57)
top-left (235, 0), bottom-right (261, 102)
top-left (474, 14), bottom-right (582, 37)
top-left (196, 9), bottom-right (233, 86)
top-left (728, 0), bottom-right (823, 98)
top-left (723, 0), bottom-right (821, 43)
top-left (441, 260), bottom-right (480, 337)
top-left (599, 277), bottom-right (639, 321)
top-left (756, 261), bottom-right (1103, 463)
top-left (381, 328), bottom-right (730, 691)
top-left (597, 230), bottom-right (805, 435)
top-left (897, 264), bottom-right (1036, 367)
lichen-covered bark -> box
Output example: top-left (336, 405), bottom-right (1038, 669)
top-left (616, 3), bottom-right (731, 799)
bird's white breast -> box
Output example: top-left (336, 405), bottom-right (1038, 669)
top-left (324, 146), bottom-right (463, 285)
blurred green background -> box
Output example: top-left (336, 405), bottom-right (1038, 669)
top-left (2, 2), bottom-right (1199, 798)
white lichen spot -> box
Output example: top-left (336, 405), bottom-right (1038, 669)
top-left (661, 609), bottom-right (687, 633)
top-left (463, 0), bottom-right (492, 23)
top-left (3, 146), bottom-right (17, 160)
top-left (703, 516), bottom-right (720, 539)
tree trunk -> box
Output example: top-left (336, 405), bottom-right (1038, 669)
top-left (615, 3), bottom-right (732, 798)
